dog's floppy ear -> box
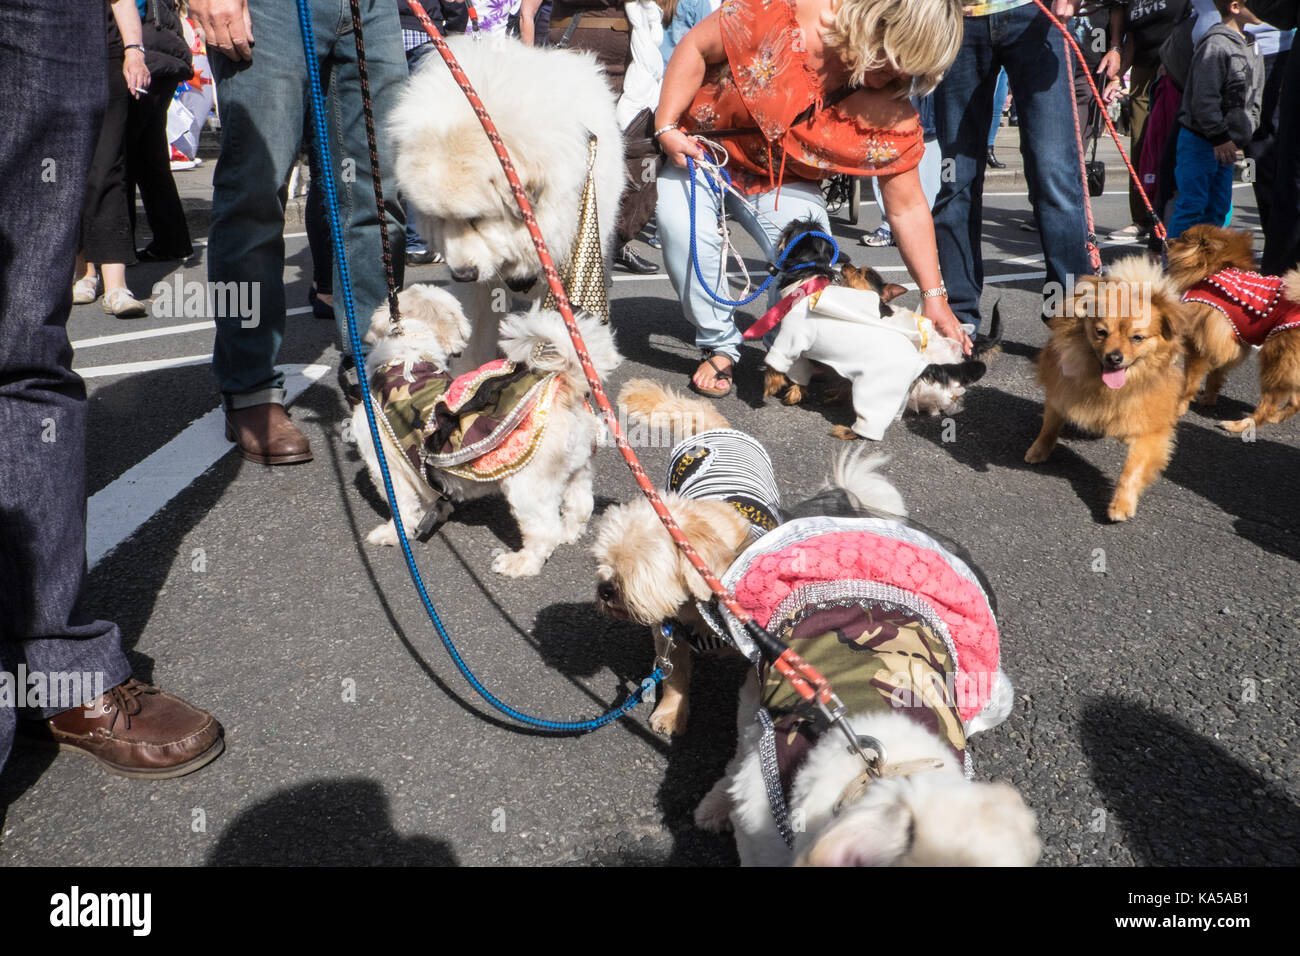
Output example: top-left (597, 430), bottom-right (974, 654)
top-left (881, 283), bottom-right (907, 303)
top-left (490, 150), bottom-right (548, 219)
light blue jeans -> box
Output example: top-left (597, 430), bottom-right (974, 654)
top-left (656, 162), bottom-right (830, 362)
top-left (871, 135), bottom-right (944, 237)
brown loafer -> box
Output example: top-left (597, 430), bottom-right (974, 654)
top-left (224, 402), bottom-right (313, 465)
top-left (17, 679), bottom-right (225, 779)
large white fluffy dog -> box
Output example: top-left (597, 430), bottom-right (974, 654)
top-left (389, 34), bottom-right (625, 367)
top-left (353, 285), bottom-right (620, 576)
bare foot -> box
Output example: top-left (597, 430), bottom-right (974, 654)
top-left (691, 354), bottom-right (733, 397)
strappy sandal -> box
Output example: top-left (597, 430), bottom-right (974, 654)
top-left (690, 352), bottom-right (734, 398)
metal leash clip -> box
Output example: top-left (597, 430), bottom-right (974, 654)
top-left (654, 621), bottom-right (678, 680)
top-left (816, 692), bottom-right (884, 777)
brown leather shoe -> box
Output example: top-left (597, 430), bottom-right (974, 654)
top-left (17, 679), bottom-right (225, 779)
top-left (224, 402), bottom-right (313, 465)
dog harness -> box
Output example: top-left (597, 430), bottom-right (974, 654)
top-left (1183, 268), bottom-right (1300, 346)
top-left (665, 428), bottom-right (782, 536)
top-left (743, 276), bottom-right (831, 341)
top-left (370, 357), bottom-right (562, 484)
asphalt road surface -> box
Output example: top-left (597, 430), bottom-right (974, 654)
top-left (2, 139), bottom-right (1297, 867)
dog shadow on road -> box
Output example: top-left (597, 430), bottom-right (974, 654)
top-left (530, 600), bottom-right (743, 865)
top-left (206, 777), bottom-right (457, 865)
top-left (1081, 698), bottom-right (1300, 865)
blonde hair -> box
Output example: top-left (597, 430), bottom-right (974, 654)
top-left (822, 0), bottom-right (965, 97)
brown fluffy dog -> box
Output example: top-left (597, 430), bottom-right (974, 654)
top-left (1025, 256), bottom-right (1187, 522)
top-left (1166, 224), bottom-right (1300, 432)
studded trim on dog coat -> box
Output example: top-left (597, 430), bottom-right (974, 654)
top-left (370, 357), bottom-right (561, 484)
top-left (1183, 268), bottom-right (1300, 346)
top-left (665, 428), bottom-right (782, 535)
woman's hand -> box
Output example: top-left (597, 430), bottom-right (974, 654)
top-left (1102, 76), bottom-right (1124, 106)
top-left (659, 128), bottom-right (706, 168)
top-left (124, 49), bottom-right (151, 98)
top-left (922, 296), bottom-right (972, 356)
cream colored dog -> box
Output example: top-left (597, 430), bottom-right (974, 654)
top-left (354, 285), bottom-right (620, 576)
top-left (389, 34), bottom-right (625, 368)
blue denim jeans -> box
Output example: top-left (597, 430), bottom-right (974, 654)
top-left (932, 3), bottom-right (1091, 329)
top-left (208, 0), bottom-right (407, 408)
top-left (989, 68), bottom-right (1009, 148)
top-left (1168, 127), bottom-right (1235, 238)
top-left (0, 0), bottom-right (133, 772)
top-left (656, 164), bottom-right (830, 362)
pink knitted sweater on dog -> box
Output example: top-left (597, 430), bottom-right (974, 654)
top-left (730, 527), bottom-right (1000, 723)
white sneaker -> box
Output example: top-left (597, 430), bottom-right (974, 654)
top-left (72, 275), bottom-right (101, 304)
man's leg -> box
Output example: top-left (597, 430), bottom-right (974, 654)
top-left (0, 0), bottom-right (219, 778)
top-left (208, 0), bottom-right (314, 461)
top-left (998, 3), bottom-right (1091, 311)
top-left (1263, 44), bottom-right (1300, 275)
top-left (1207, 155), bottom-right (1235, 228)
top-left (325, 0), bottom-right (406, 372)
top-left (933, 14), bottom-right (998, 329)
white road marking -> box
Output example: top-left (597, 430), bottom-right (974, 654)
top-left (72, 321), bottom-right (213, 350)
top-left (86, 363), bottom-right (332, 568)
top-left (71, 307), bottom-right (314, 358)
top-left (79, 354), bottom-right (211, 379)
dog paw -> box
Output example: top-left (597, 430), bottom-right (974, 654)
top-left (693, 786), bottom-right (733, 832)
top-left (1024, 443), bottom-right (1052, 464)
top-left (1175, 400), bottom-right (1190, 417)
top-left (782, 385), bottom-right (804, 406)
top-left (1107, 497), bottom-right (1137, 522)
top-left (829, 425), bottom-right (859, 441)
top-left (491, 549), bottom-right (546, 577)
top-left (649, 700), bottom-right (688, 737)
top-left (366, 522), bottom-right (399, 547)
top-left (1219, 417), bottom-right (1251, 433)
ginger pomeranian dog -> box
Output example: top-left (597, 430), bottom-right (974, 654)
top-left (1165, 224), bottom-right (1300, 433)
top-left (593, 383), bottom-right (1037, 865)
top-left (759, 219), bottom-right (997, 435)
top-left (353, 284), bottom-right (620, 576)
top-left (1026, 256), bottom-right (1187, 522)
top-left (389, 34), bottom-right (625, 367)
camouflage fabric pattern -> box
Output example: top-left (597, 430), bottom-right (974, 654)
top-left (762, 601), bottom-right (968, 798)
top-left (369, 358), bottom-right (557, 484)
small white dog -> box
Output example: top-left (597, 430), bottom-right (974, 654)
top-left (389, 34), bottom-right (625, 367)
top-left (353, 284), bottom-right (620, 576)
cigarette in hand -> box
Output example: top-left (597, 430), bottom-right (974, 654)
top-left (134, 87), bottom-right (149, 95)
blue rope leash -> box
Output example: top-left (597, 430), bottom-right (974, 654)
top-left (686, 157), bottom-right (840, 309)
top-left (295, 0), bottom-right (662, 732)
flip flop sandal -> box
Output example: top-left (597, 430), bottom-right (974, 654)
top-left (690, 354), bottom-right (734, 398)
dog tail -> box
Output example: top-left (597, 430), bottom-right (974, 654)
top-left (830, 446), bottom-right (907, 518)
top-left (617, 379), bottom-right (730, 437)
top-left (1283, 266), bottom-right (1300, 304)
top-left (499, 305), bottom-right (622, 386)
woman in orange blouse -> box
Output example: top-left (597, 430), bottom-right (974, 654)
top-left (654, 0), bottom-right (968, 396)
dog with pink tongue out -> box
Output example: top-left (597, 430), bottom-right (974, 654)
top-left (1025, 256), bottom-right (1189, 522)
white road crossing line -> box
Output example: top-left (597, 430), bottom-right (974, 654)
top-left (72, 321), bottom-right (213, 350)
top-left (86, 362), bottom-right (332, 569)
top-left (71, 307), bottom-right (314, 357)
top-left (78, 354), bottom-right (212, 379)
top-left (190, 230), bottom-right (308, 249)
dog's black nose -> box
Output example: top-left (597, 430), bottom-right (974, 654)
top-left (596, 581), bottom-right (617, 603)
top-left (505, 275), bottom-right (537, 294)
top-left (1104, 350), bottom-right (1125, 368)
top-left (449, 264), bottom-right (479, 283)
